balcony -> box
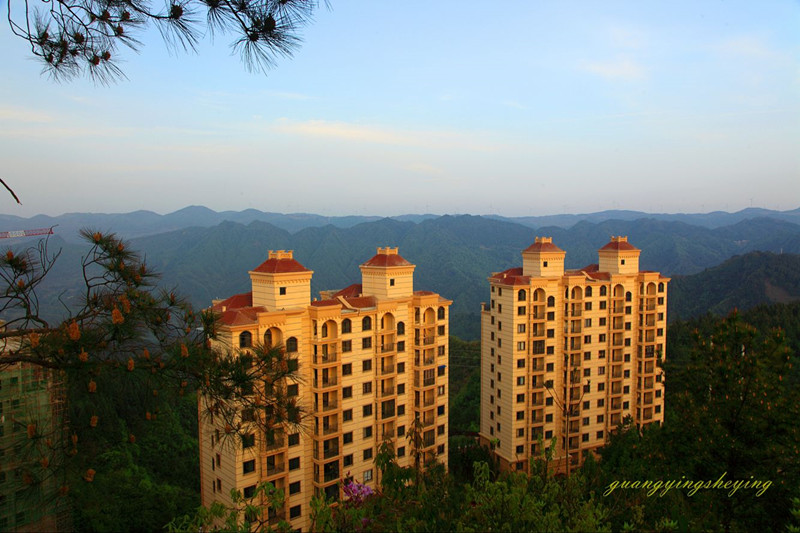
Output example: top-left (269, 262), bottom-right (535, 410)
top-left (416, 335), bottom-right (436, 346)
top-left (380, 364), bottom-right (395, 376)
top-left (265, 436), bottom-right (285, 452)
top-left (322, 424), bottom-right (339, 436)
top-left (314, 376), bottom-right (338, 388)
top-left (380, 343), bottom-right (396, 353)
top-left (266, 463), bottom-right (285, 477)
top-left (314, 349), bottom-right (338, 364)
top-left (379, 386), bottom-right (395, 398)
top-left (323, 447), bottom-right (339, 460)
top-left (321, 400), bottom-right (338, 413)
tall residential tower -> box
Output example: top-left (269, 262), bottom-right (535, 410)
top-left (199, 248), bottom-right (451, 531)
top-left (479, 236), bottom-right (668, 473)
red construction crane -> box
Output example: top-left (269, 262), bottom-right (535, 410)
top-left (0, 228), bottom-right (54, 239)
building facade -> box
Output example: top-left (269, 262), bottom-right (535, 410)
top-left (479, 236), bottom-right (668, 473)
top-left (199, 247), bottom-right (451, 531)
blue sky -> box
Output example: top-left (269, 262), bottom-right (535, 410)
top-left (1, 1), bottom-right (798, 218)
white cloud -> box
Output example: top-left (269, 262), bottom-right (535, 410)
top-left (581, 58), bottom-right (646, 81)
top-left (0, 105), bottom-right (55, 123)
top-left (609, 26), bottom-right (647, 49)
top-left (714, 36), bottom-right (777, 60)
top-left (271, 118), bottom-right (501, 152)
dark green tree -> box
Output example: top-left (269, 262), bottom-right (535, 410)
top-left (6, 0), bottom-right (324, 81)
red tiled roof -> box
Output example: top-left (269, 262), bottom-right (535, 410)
top-left (580, 264), bottom-right (599, 272)
top-left (342, 296), bottom-right (377, 308)
top-left (334, 284), bottom-right (362, 298)
top-left (489, 267), bottom-right (530, 286)
top-left (213, 292), bottom-right (252, 311)
top-left (218, 306), bottom-right (266, 326)
top-left (361, 253), bottom-right (412, 268)
top-left (523, 241), bottom-right (565, 253)
top-left (311, 299), bottom-right (341, 307)
top-left (600, 240), bottom-right (639, 251)
top-left (252, 257), bottom-right (310, 273)
top-left (414, 290), bottom-right (436, 296)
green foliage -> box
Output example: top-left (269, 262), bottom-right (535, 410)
top-left (669, 251), bottom-right (800, 320)
top-left (594, 307), bottom-right (800, 531)
top-left (167, 481), bottom-right (290, 533)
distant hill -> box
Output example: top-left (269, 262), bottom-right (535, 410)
top-left (2, 205), bottom-right (798, 243)
top-left (668, 252), bottom-right (800, 321)
top-left (491, 206), bottom-right (800, 230)
top-left (4, 215), bottom-right (800, 340)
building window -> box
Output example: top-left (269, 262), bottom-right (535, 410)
top-left (516, 393), bottom-right (525, 403)
top-left (397, 446), bottom-right (405, 457)
top-left (397, 383), bottom-right (405, 394)
top-left (397, 425), bottom-right (405, 437)
top-left (547, 329), bottom-right (554, 338)
top-left (363, 360), bottom-right (372, 372)
top-left (289, 457), bottom-right (300, 471)
top-left (518, 306), bottom-right (526, 316)
top-left (363, 469), bottom-right (373, 482)
top-left (343, 432), bottom-right (353, 444)
top-left (290, 505), bottom-right (301, 519)
top-left (398, 404), bottom-right (405, 416)
top-left (545, 414), bottom-right (553, 422)
top-left (342, 319), bottom-right (352, 334)
top-left (289, 481), bottom-right (301, 495)
top-left (363, 382), bottom-right (373, 394)
top-left (438, 366), bottom-right (445, 376)
top-left (397, 362), bottom-right (405, 373)
top-left (362, 317), bottom-right (372, 331)
top-left (243, 459), bottom-right (255, 474)
top-left (498, 304), bottom-right (502, 313)
top-left (363, 405), bottom-right (373, 417)
top-left (343, 386), bottom-right (353, 399)
top-left (342, 340), bottom-right (352, 353)
top-left (288, 433), bottom-right (300, 446)
top-left (517, 359), bottom-right (525, 368)
top-left (242, 433), bottom-right (255, 449)
top-left (397, 322), bottom-right (405, 335)
top-left (362, 337), bottom-right (372, 349)
top-left (279, 287), bottom-right (287, 295)
top-left (517, 341), bottom-right (526, 351)
top-left (363, 426), bottom-right (372, 439)
top-left (344, 454), bottom-right (354, 467)
top-left (243, 485), bottom-right (257, 498)
top-left (363, 449), bottom-right (373, 461)
top-left (343, 363), bottom-right (352, 375)
top-left (516, 411), bottom-right (525, 421)
top-left (239, 331), bottom-right (252, 348)
top-left (288, 384), bottom-right (298, 396)
top-left (390, 278), bottom-right (395, 286)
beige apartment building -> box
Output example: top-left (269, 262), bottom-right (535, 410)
top-left (479, 236), bottom-right (668, 473)
top-left (199, 247), bottom-right (451, 531)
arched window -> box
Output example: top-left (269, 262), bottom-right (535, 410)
top-left (264, 330), bottom-right (272, 348)
top-left (517, 290), bottom-right (526, 302)
top-left (600, 286), bottom-right (607, 297)
top-left (362, 317), bottom-right (372, 331)
top-left (585, 287), bottom-right (592, 297)
top-left (286, 337), bottom-right (298, 352)
top-left (397, 322), bottom-right (405, 335)
top-left (342, 319), bottom-right (352, 334)
top-left (239, 331), bottom-right (252, 348)
top-left (321, 323), bottom-right (328, 338)
top-left (437, 307), bottom-right (445, 320)
top-left (625, 292), bottom-right (632, 302)
top-left (547, 296), bottom-right (555, 308)
top-left (415, 309), bottom-right (420, 323)
top-left (565, 288), bottom-right (569, 298)
top-left (658, 282), bottom-right (664, 293)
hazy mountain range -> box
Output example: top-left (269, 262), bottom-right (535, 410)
top-left (2, 205), bottom-right (799, 243)
top-left (3, 207), bottom-right (800, 339)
